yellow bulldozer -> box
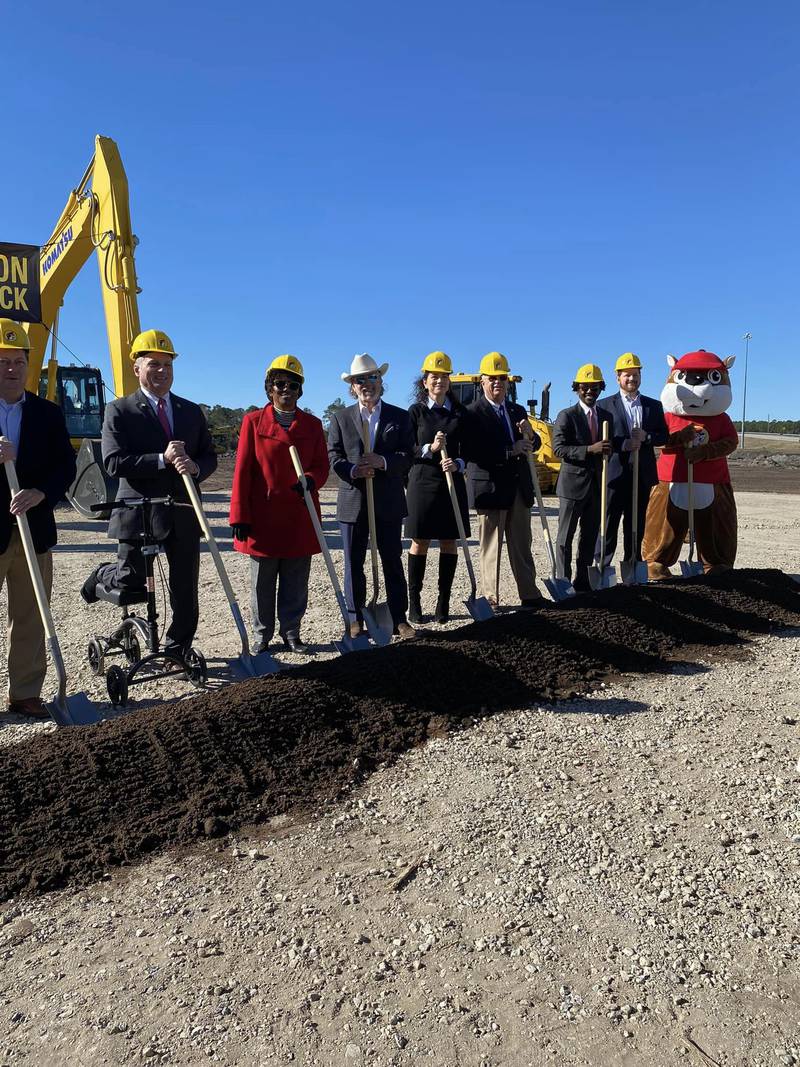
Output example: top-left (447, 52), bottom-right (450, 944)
top-left (449, 371), bottom-right (560, 492)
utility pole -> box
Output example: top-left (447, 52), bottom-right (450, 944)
top-left (740, 332), bottom-right (752, 447)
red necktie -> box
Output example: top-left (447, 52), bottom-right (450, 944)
top-left (156, 397), bottom-right (172, 439)
top-left (587, 407), bottom-right (598, 443)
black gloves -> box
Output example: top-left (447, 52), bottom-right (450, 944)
top-left (291, 476), bottom-right (315, 496)
top-left (231, 523), bottom-right (251, 541)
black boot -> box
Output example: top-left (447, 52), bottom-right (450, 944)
top-left (407, 553), bottom-right (427, 624)
top-left (435, 552), bottom-right (458, 623)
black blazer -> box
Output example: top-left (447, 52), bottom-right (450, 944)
top-left (465, 395), bottom-right (538, 510)
top-left (0, 391), bottom-right (76, 554)
top-left (101, 389), bottom-right (217, 541)
top-left (596, 392), bottom-right (668, 489)
top-left (552, 402), bottom-right (613, 501)
top-left (327, 401), bottom-right (413, 523)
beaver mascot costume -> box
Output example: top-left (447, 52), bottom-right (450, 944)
top-left (642, 349), bottom-right (738, 578)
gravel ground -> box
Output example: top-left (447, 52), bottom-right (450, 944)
top-left (0, 479), bottom-right (798, 1066)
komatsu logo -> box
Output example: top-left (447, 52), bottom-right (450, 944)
top-left (42, 226), bottom-right (73, 276)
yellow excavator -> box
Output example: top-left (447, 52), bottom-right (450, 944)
top-left (23, 135), bottom-right (140, 516)
top-left (449, 371), bottom-right (561, 492)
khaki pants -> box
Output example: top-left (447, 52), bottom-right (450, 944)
top-left (477, 489), bottom-right (538, 603)
top-left (0, 530), bottom-right (52, 701)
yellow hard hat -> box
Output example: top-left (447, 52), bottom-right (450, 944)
top-left (130, 329), bottom-right (177, 361)
top-left (615, 352), bottom-right (642, 372)
top-left (574, 363), bottom-right (605, 384)
top-left (268, 354), bottom-right (305, 381)
top-left (479, 351), bottom-right (510, 376)
top-left (421, 351), bottom-right (453, 375)
top-left (0, 319), bottom-right (30, 352)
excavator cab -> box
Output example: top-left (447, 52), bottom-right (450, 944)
top-left (37, 364), bottom-right (117, 517)
top-left (38, 365), bottom-right (105, 438)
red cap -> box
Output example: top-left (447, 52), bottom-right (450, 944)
top-left (674, 349), bottom-right (725, 372)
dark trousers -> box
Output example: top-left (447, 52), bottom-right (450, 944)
top-left (556, 493), bottom-right (600, 585)
top-left (339, 514), bottom-right (408, 625)
top-left (250, 555), bottom-right (311, 643)
top-left (95, 534), bottom-right (200, 649)
top-left (604, 478), bottom-right (653, 565)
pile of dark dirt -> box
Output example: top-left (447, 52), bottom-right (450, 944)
top-left (1, 569), bottom-right (798, 902)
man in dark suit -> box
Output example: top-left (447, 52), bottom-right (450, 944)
top-left (0, 319), bottom-right (76, 719)
top-left (81, 329), bottom-right (217, 654)
top-left (465, 352), bottom-right (541, 607)
top-left (327, 354), bottom-right (416, 640)
top-left (552, 364), bottom-right (613, 592)
top-left (596, 352), bottom-right (668, 567)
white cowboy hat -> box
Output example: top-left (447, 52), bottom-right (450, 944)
top-left (341, 352), bottom-right (389, 383)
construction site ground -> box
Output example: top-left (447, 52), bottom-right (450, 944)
top-left (0, 462), bottom-right (798, 1067)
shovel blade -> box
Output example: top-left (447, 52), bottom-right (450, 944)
top-left (48, 692), bottom-right (103, 728)
top-left (588, 564), bottom-right (617, 591)
top-left (362, 605), bottom-right (392, 647)
top-left (334, 630), bottom-right (373, 654)
top-left (680, 560), bottom-right (704, 577)
top-left (224, 651), bottom-right (282, 680)
top-left (464, 594), bottom-right (494, 621)
top-left (635, 562), bottom-right (649, 584)
top-left (544, 576), bottom-right (575, 601)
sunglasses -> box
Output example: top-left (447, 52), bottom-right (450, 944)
top-left (487, 375), bottom-right (508, 382)
top-left (272, 379), bottom-right (301, 392)
top-left (353, 374), bottom-right (379, 384)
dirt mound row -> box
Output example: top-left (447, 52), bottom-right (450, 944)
top-left (1, 568), bottom-right (798, 902)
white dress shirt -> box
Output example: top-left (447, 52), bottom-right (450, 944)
top-left (420, 397), bottom-right (465, 472)
top-left (350, 400), bottom-right (388, 478)
top-left (620, 391), bottom-right (642, 451)
top-left (0, 391), bottom-right (25, 451)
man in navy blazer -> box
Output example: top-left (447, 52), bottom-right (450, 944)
top-left (81, 329), bottom-right (216, 654)
top-left (0, 320), bottom-right (76, 719)
top-left (596, 353), bottom-right (667, 567)
top-left (552, 363), bottom-right (613, 592)
top-left (327, 354), bottom-right (416, 640)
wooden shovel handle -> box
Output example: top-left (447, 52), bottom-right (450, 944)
top-left (360, 421), bottom-right (381, 601)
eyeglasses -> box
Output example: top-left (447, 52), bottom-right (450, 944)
top-left (272, 379), bottom-right (301, 392)
top-left (487, 375), bottom-right (508, 383)
top-left (353, 374), bottom-right (379, 384)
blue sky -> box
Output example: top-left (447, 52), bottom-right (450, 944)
top-left (5, 1), bottom-right (798, 421)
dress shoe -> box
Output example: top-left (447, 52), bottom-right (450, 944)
top-left (519, 596), bottom-right (544, 609)
top-left (80, 573), bottom-right (99, 604)
top-left (393, 621), bottom-right (417, 641)
top-left (280, 633), bottom-right (308, 653)
top-left (349, 621), bottom-right (366, 639)
top-left (7, 697), bottom-right (50, 720)
top-left (253, 639), bottom-right (271, 655)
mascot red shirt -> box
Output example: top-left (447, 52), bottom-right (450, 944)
top-left (642, 350), bottom-right (738, 578)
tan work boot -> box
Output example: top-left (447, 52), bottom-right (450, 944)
top-left (647, 562), bottom-right (673, 581)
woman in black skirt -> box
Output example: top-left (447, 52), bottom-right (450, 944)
top-left (406, 351), bottom-right (471, 623)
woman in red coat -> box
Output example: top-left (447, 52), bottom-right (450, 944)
top-left (229, 355), bottom-right (329, 653)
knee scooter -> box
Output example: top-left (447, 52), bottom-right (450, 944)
top-left (86, 496), bottom-right (207, 706)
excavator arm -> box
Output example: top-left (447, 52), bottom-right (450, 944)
top-left (26, 134), bottom-right (140, 399)
top-left (20, 136), bottom-right (143, 516)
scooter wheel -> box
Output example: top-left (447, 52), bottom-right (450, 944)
top-left (106, 665), bottom-right (129, 707)
top-left (87, 638), bottom-right (104, 676)
top-left (184, 648), bottom-right (207, 688)
top-left (123, 631), bottom-right (141, 665)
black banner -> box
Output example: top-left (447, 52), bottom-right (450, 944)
top-left (0, 242), bottom-right (41, 324)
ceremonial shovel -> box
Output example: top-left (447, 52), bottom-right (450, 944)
top-left (588, 421), bottom-right (617, 590)
top-left (440, 444), bottom-right (493, 621)
top-left (2, 440), bottom-right (100, 726)
top-left (518, 420), bottom-right (574, 601)
top-left (358, 422), bottom-right (393, 645)
top-left (680, 461), bottom-right (704, 577)
top-left (289, 446), bottom-right (370, 654)
top-left (620, 447), bottom-right (649, 586)
top-left (181, 472), bottom-right (282, 677)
